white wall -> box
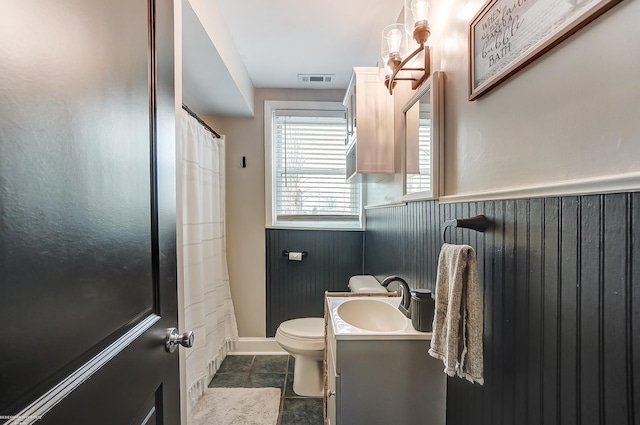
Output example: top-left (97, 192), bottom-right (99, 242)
top-left (203, 88), bottom-right (345, 337)
top-left (185, 0), bottom-right (254, 115)
top-left (369, 0), bottom-right (640, 204)
top-left (428, 0), bottom-right (640, 197)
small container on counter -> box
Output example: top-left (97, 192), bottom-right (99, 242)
top-left (410, 289), bottom-right (435, 332)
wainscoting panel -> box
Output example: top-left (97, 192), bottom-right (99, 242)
top-left (265, 229), bottom-right (364, 337)
top-left (364, 192), bottom-right (638, 425)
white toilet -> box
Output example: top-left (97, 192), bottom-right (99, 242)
top-left (275, 275), bottom-right (387, 397)
top-left (275, 317), bottom-right (325, 396)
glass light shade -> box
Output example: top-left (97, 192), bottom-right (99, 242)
top-left (387, 28), bottom-right (403, 54)
top-left (380, 23), bottom-right (407, 67)
top-left (378, 55), bottom-right (394, 77)
top-left (404, 0), bottom-right (430, 35)
top-left (411, 0), bottom-right (429, 22)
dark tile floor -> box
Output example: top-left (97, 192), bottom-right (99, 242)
top-left (209, 355), bottom-right (323, 425)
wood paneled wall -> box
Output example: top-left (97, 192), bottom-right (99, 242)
top-left (364, 193), bottom-right (639, 425)
top-left (265, 229), bottom-right (364, 336)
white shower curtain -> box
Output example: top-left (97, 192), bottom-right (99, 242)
top-left (181, 110), bottom-right (238, 417)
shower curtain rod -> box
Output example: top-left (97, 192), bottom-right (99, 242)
top-left (182, 104), bottom-right (221, 138)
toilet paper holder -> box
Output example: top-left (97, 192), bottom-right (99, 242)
top-left (282, 250), bottom-right (308, 260)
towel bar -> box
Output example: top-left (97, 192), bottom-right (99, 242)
top-left (442, 215), bottom-right (489, 243)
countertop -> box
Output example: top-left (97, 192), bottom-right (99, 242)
top-left (326, 295), bottom-right (433, 341)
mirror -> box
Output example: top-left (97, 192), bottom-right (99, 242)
top-left (402, 71), bottom-right (443, 200)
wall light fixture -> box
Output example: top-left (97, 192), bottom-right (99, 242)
top-left (381, 0), bottom-right (431, 95)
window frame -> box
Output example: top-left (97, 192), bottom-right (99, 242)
top-left (264, 100), bottom-right (363, 230)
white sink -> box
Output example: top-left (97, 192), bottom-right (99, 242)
top-left (336, 299), bottom-right (407, 332)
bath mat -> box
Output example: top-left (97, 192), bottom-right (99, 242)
top-left (189, 387), bottom-right (281, 425)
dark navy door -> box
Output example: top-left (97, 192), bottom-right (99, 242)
top-left (0, 0), bottom-right (179, 423)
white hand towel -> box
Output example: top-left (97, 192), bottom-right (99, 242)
top-left (428, 243), bottom-right (484, 385)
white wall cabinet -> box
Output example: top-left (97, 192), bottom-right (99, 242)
top-left (343, 67), bottom-right (395, 181)
top-left (326, 305), bottom-right (446, 425)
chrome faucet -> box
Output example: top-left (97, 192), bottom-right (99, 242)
top-left (381, 276), bottom-right (411, 318)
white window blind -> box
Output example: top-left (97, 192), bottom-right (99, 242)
top-left (406, 117), bottom-right (432, 193)
top-left (272, 108), bottom-right (360, 225)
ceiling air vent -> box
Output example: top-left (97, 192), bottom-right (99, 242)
top-left (298, 74), bottom-right (334, 84)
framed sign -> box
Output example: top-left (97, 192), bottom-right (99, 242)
top-left (469, 0), bottom-right (622, 100)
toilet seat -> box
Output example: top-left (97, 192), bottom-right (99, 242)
top-left (278, 318), bottom-right (324, 340)
top-left (275, 318), bottom-right (325, 353)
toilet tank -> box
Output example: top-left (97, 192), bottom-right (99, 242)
top-left (348, 275), bottom-right (388, 293)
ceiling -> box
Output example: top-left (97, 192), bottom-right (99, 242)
top-left (182, 0), bottom-right (403, 117)
top-left (216, 0), bottom-right (403, 89)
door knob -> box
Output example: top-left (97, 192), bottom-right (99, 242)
top-left (165, 328), bottom-right (194, 353)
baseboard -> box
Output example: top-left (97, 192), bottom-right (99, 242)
top-left (229, 337), bottom-right (287, 355)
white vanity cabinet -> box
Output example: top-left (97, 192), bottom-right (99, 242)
top-left (325, 297), bottom-right (446, 425)
top-left (326, 323), bottom-right (339, 425)
top-left (343, 67), bottom-right (395, 181)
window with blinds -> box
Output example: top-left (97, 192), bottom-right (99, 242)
top-left (267, 104), bottom-right (361, 228)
